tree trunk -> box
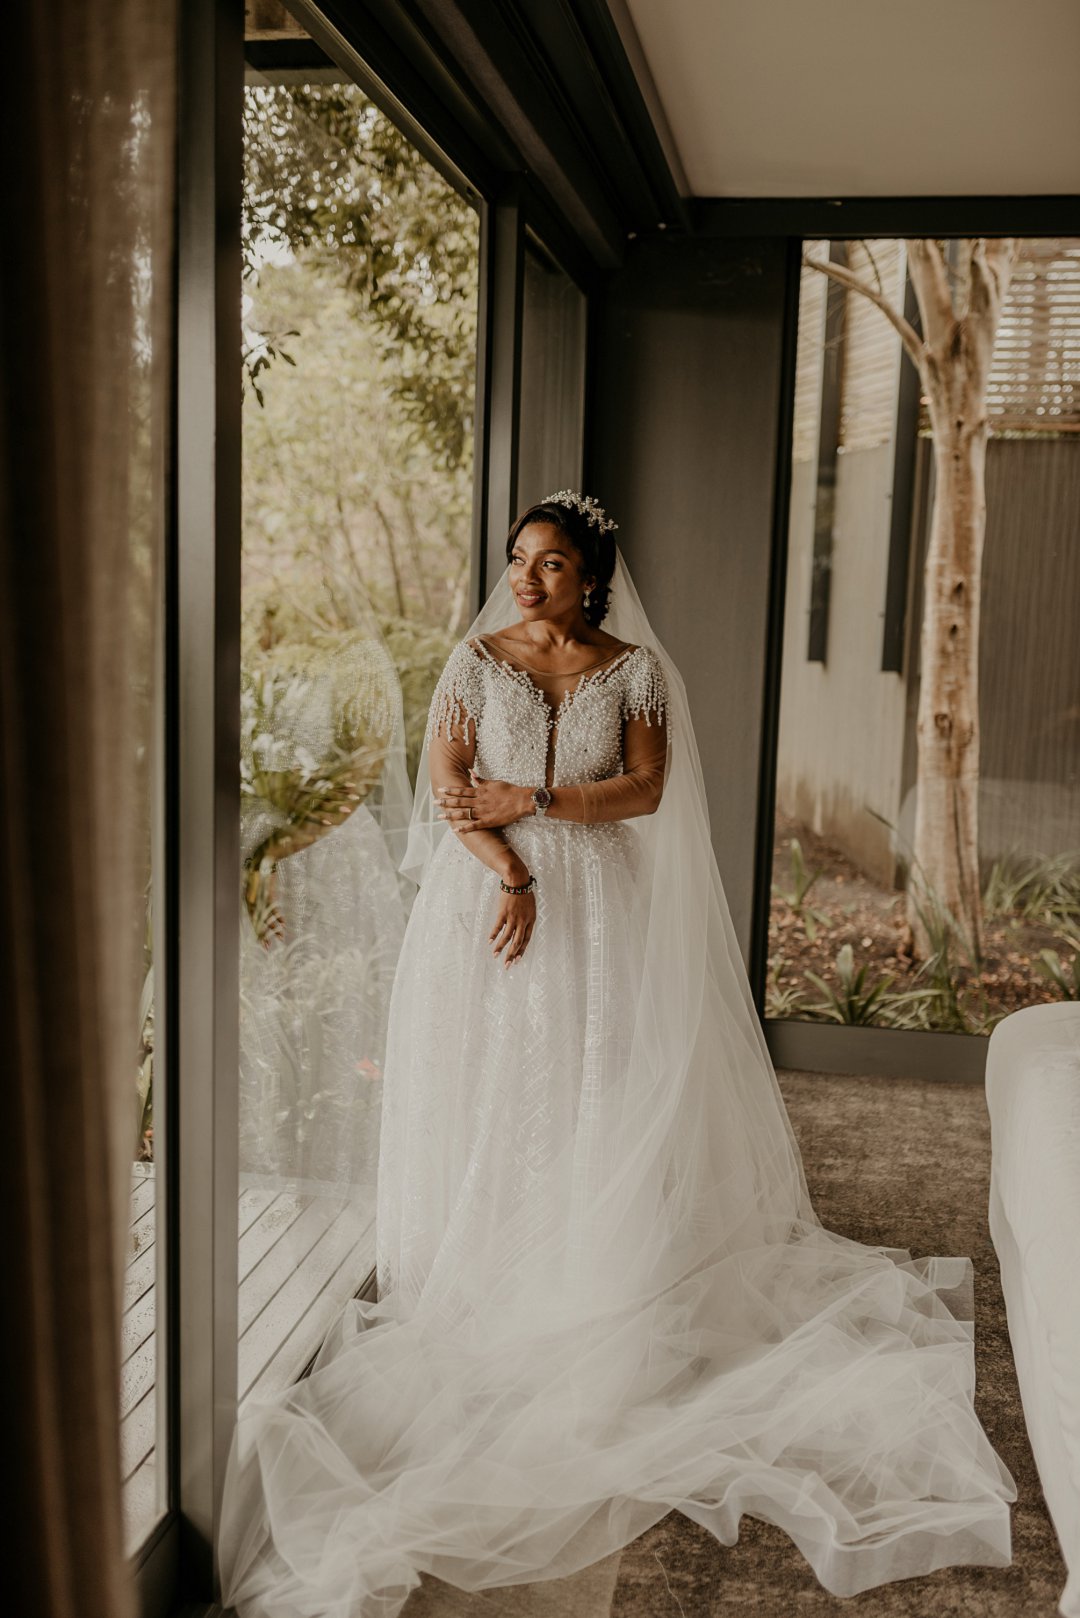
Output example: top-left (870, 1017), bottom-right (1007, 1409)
top-left (909, 411), bottom-right (986, 960)
top-left (803, 238), bottom-right (1018, 963)
top-left (904, 239), bottom-right (1017, 961)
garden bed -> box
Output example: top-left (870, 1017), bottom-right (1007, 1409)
top-left (767, 810), bottom-right (1079, 1032)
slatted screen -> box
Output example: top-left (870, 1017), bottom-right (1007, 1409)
top-left (919, 237), bottom-right (1080, 435)
top-left (792, 240), bottom-right (830, 465)
top-left (838, 240), bottom-right (906, 453)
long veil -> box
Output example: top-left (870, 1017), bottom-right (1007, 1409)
top-left (219, 545), bottom-right (1015, 1617)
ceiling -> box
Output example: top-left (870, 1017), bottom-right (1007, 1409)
top-left (615, 0), bottom-right (1080, 199)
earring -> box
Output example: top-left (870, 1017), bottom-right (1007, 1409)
top-left (583, 589), bottom-right (593, 605)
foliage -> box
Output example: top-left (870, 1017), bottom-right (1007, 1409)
top-left (802, 943), bottom-right (901, 1026)
top-left (764, 957), bottom-right (811, 1019)
top-left (377, 614), bottom-right (458, 784)
top-left (771, 837), bottom-right (831, 942)
top-left (239, 252), bottom-right (473, 787)
top-left (240, 631), bottom-right (397, 941)
top-left (1035, 934), bottom-right (1080, 1000)
top-left (242, 83), bottom-right (479, 472)
top-left (984, 848), bottom-right (1080, 928)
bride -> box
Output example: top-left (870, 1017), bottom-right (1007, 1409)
top-left (219, 491), bottom-right (1017, 1617)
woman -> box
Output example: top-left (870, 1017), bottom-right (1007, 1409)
top-left (220, 493), bottom-right (1016, 1617)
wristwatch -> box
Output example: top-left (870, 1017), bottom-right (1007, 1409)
top-left (531, 785), bottom-right (553, 817)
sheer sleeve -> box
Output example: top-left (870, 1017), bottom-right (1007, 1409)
top-left (424, 640), bottom-right (485, 752)
top-left (426, 640), bottom-right (483, 798)
top-left (425, 641), bottom-right (522, 875)
top-left (575, 646), bottom-right (669, 823)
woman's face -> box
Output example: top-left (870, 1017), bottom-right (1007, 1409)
top-left (508, 522), bottom-right (594, 622)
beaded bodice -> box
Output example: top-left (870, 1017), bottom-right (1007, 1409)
top-left (425, 637), bottom-right (668, 791)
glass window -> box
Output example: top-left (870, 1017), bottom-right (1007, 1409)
top-left (517, 233), bottom-right (586, 508)
top-left (121, 78), bottom-right (172, 1556)
top-left (768, 236), bottom-right (1080, 1037)
top-left (238, 20), bottom-right (480, 1400)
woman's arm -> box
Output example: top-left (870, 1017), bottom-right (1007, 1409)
top-left (430, 709), bottom-right (537, 968)
top-left (440, 709), bottom-right (669, 831)
top-left (545, 709), bottom-right (667, 822)
top-left (429, 717), bottom-right (531, 886)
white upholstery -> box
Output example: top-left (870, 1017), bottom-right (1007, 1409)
top-left (986, 1001), bottom-right (1080, 1617)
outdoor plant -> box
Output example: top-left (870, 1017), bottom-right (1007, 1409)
top-left (802, 943), bottom-right (899, 1026)
top-left (771, 837), bottom-right (832, 943)
top-left (764, 953), bottom-right (812, 1019)
top-left (1035, 933), bottom-right (1080, 1000)
top-left (984, 848), bottom-right (1080, 929)
top-left (241, 631), bottom-right (397, 944)
top-left (802, 940), bottom-right (962, 1029)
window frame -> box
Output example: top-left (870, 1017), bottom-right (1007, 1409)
top-left (138, 5), bottom-right (595, 1611)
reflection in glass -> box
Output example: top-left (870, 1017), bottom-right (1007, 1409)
top-left (769, 237), bottom-right (1080, 1036)
top-left (121, 84), bottom-right (170, 1554)
top-left (239, 25), bottom-right (479, 1399)
top-left (518, 234), bottom-right (586, 508)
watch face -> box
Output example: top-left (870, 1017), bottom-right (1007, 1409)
top-left (534, 786), bottom-right (552, 809)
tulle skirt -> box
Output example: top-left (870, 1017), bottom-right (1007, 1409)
top-left (218, 816), bottom-right (1016, 1618)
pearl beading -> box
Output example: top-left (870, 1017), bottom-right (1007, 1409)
top-left (423, 638), bottom-right (669, 797)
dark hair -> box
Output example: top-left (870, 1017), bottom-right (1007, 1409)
top-left (505, 501), bottom-right (616, 628)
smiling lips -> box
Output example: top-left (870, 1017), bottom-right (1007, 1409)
top-left (518, 592), bottom-right (545, 604)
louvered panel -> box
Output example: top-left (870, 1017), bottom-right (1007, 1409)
top-left (918, 237), bottom-right (1080, 435)
top-left (792, 239), bottom-right (829, 464)
top-left (839, 240), bottom-right (906, 453)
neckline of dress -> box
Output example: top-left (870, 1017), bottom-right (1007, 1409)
top-left (467, 636), bottom-right (638, 723)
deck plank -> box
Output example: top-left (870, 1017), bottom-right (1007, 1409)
top-left (121, 1385), bottom-right (156, 1478)
top-left (122, 1288), bottom-right (156, 1363)
top-left (238, 1192), bottom-right (310, 1282)
top-left (122, 1169), bottom-right (376, 1545)
top-left (122, 1453), bottom-right (161, 1557)
top-left (238, 1186), bottom-right (280, 1237)
top-left (130, 1173), bottom-right (155, 1225)
top-left (124, 1239), bottom-right (156, 1311)
top-left (121, 1334), bottom-right (156, 1419)
top-left (239, 1208), bottom-right (374, 1400)
top-left (130, 1200), bottom-right (155, 1260)
top-left (245, 1218), bottom-right (375, 1401)
top-left (238, 1196), bottom-right (342, 1335)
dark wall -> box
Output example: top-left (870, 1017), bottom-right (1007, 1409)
top-left (588, 234), bottom-right (792, 959)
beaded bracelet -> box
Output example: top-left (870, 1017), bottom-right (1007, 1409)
top-left (500, 873), bottom-right (536, 895)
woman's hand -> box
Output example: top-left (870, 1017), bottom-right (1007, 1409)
top-left (490, 885), bottom-right (536, 968)
top-left (437, 770), bottom-right (532, 832)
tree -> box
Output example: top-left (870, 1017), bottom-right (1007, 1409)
top-left (803, 238), bottom-right (1019, 962)
top-left (242, 83), bottom-right (478, 473)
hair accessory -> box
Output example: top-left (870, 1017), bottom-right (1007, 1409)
top-left (541, 490), bottom-right (619, 536)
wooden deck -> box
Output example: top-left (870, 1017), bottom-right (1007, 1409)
top-left (122, 1163), bottom-right (375, 1551)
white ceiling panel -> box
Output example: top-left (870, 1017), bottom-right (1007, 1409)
top-left (618, 0), bottom-right (1080, 199)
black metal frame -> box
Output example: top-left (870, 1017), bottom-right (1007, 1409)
top-left (748, 236), bottom-right (802, 1040)
top-left (747, 200), bottom-right (1080, 1082)
top-left (133, 0), bottom-right (244, 1613)
top-left (690, 195), bottom-right (1080, 239)
top-left (805, 241), bottom-right (848, 665)
top-left (880, 267), bottom-right (923, 675)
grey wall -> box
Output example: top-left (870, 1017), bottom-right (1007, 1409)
top-left (589, 235), bottom-right (791, 958)
top-left (901, 434), bottom-right (1080, 873)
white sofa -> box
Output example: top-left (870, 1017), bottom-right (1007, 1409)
top-left (986, 1000), bottom-right (1080, 1617)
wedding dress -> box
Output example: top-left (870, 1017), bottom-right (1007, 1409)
top-left (219, 546), bottom-right (1016, 1618)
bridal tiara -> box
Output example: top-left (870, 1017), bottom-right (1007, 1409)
top-left (541, 489), bottom-right (619, 536)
